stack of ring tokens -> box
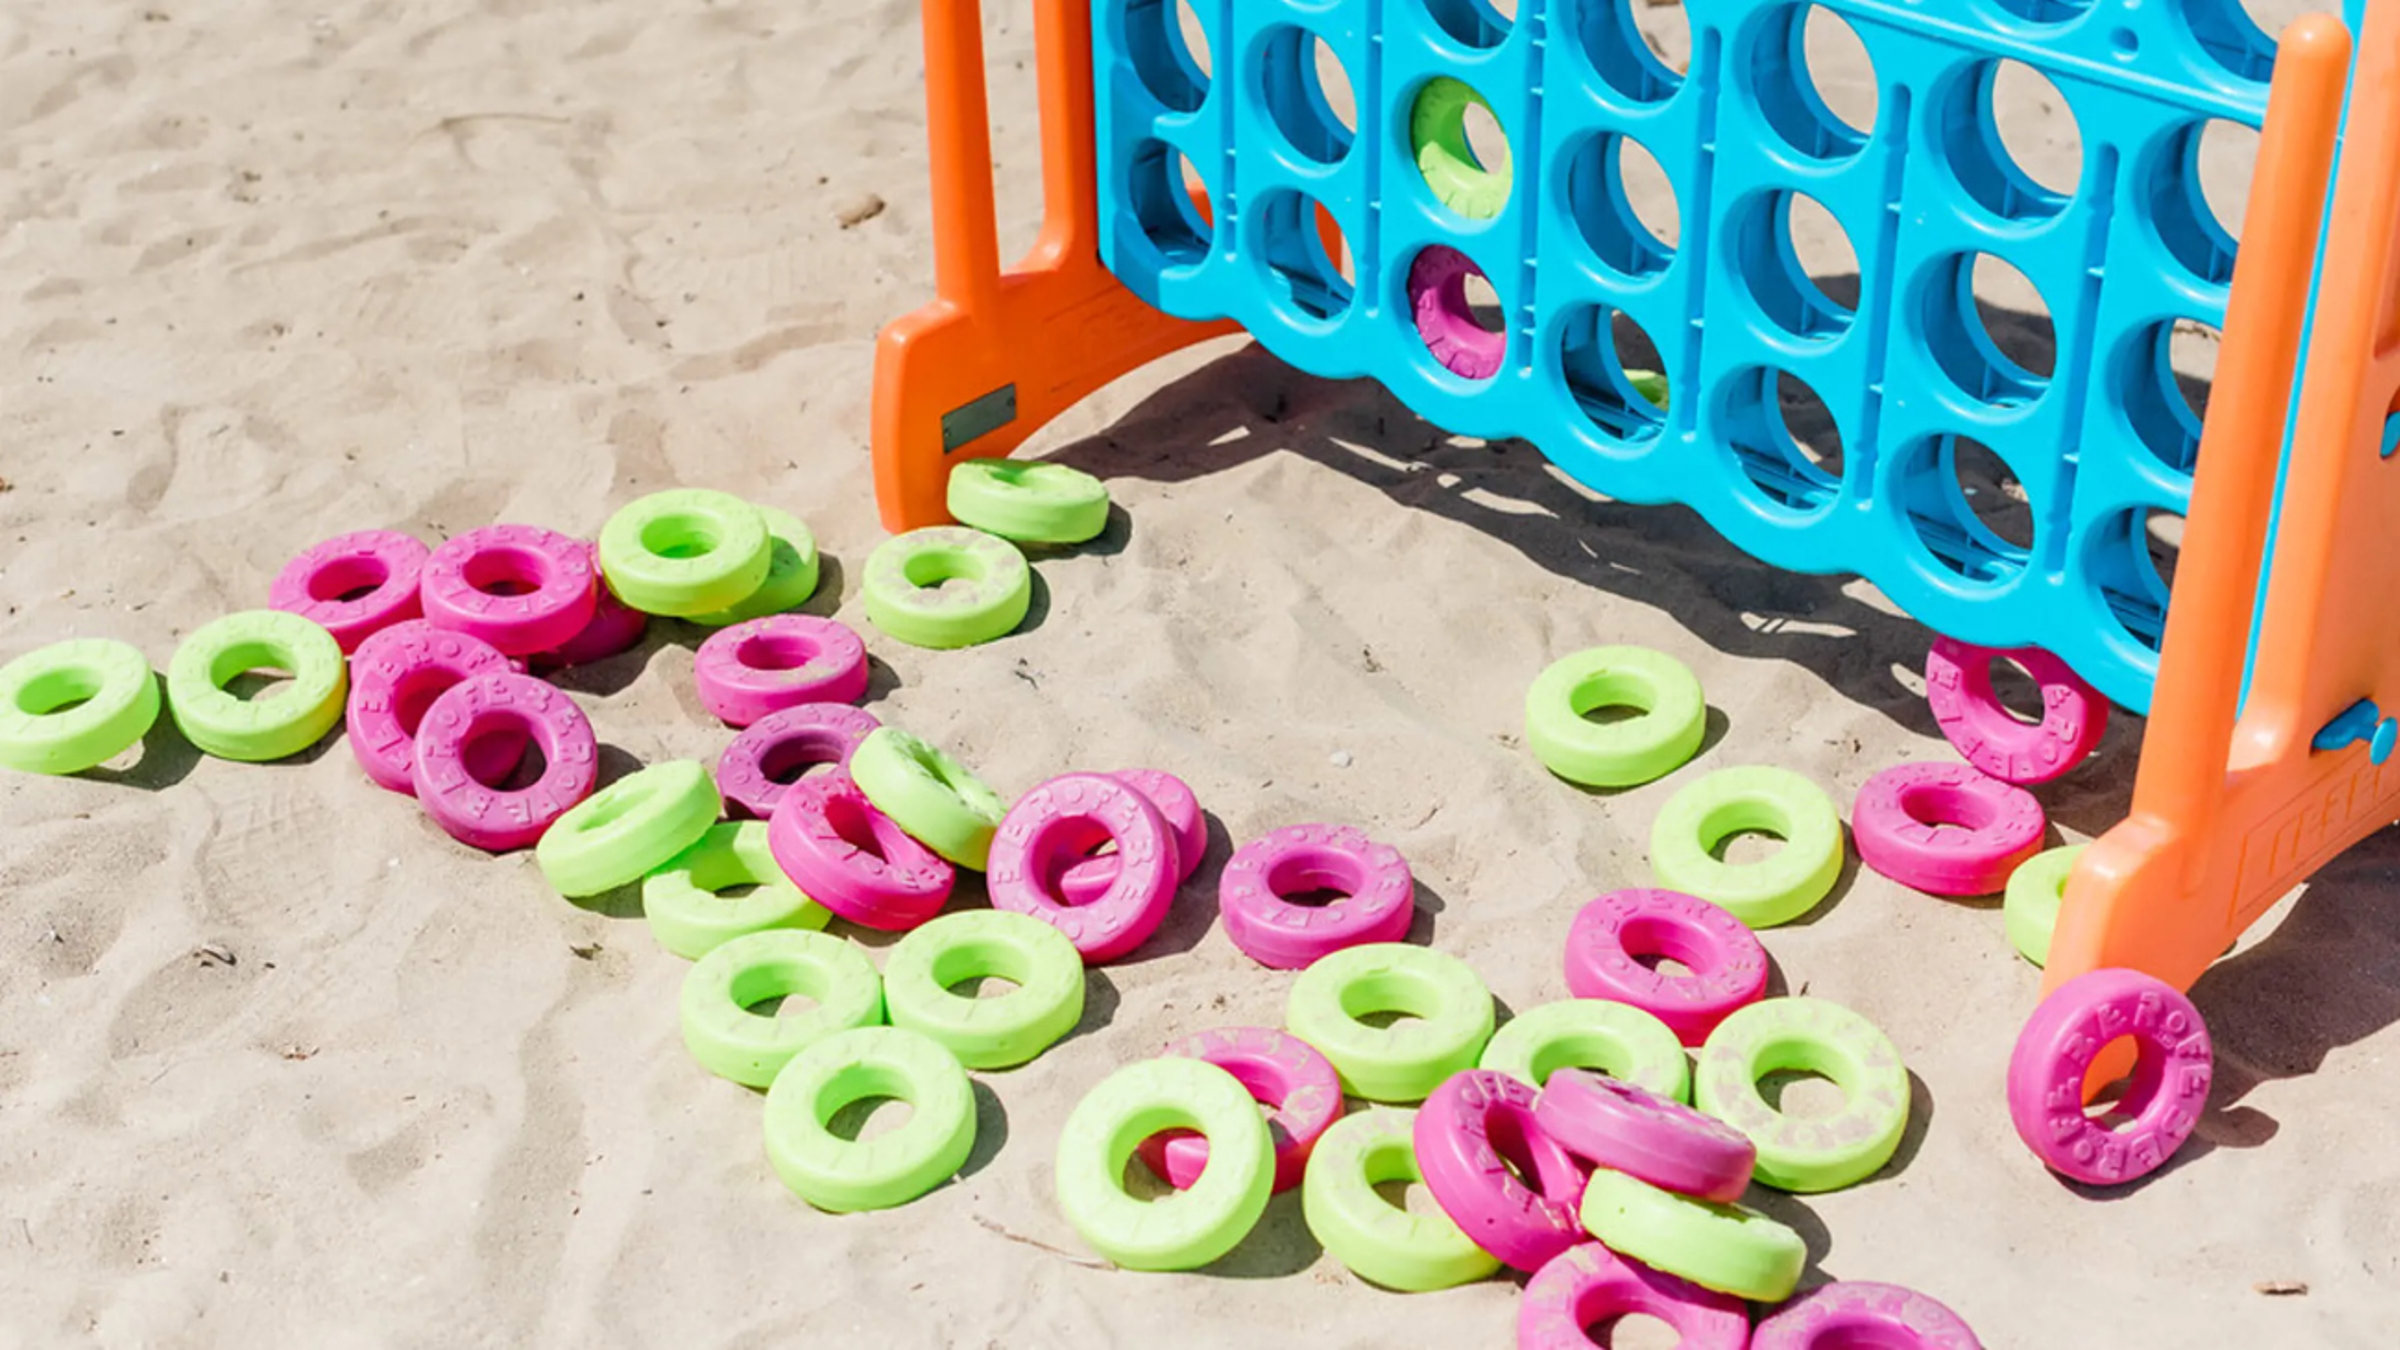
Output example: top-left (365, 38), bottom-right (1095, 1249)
top-left (985, 772), bottom-right (1179, 963)
top-left (1564, 889), bottom-right (1770, 1046)
top-left (715, 703), bottom-right (880, 822)
top-left (861, 526), bottom-right (1031, 650)
top-left (1525, 646), bottom-right (1707, 789)
top-left (1852, 761), bottom-right (2046, 897)
top-left (1218, 824), bottom-right (1415, 970)
top-left (945, 457), bottom-right (1111, 545)
top-left (1694, 997), bottom-right (1911, 1193)
top-left (1651, 765), bottom-right (1846, 928)
top-left (1413, 1070), bottom-right (1587, 1272)
top-left (848, 726), bottom-right (1007, 872)
top-left (0, 639), bottom-right (161, 775)
top-left (1136, 1027), bottom-right (1341, 1194)
top-left (1287, 944), bottom-right (1495, 1103)
top-left (767, 769), bottom-right (956, 930)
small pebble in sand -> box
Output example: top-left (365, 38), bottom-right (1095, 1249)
top-left (1330, 750), bottom-right (1353, 768)
top-left (836, 193), bottom-right (887, 229)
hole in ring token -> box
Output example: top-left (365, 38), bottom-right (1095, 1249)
top-left (1524, 646), bottom-right (1707, 789)
top-left (1137, 1026), bottom-right (1342, 1194)
top-left (986, 772), bottom-right (1178, 963)
top-left (1478, 999), bottom-right (1689, 1100)
top-left (1301, 1107), bottom-right (1500, 1292)
top-left (2007, 968), bottom-right (2211, 1188)
top-left (1519, 1243), bottom-right (1750, 1350)
top-left (0, 638), bottom-right (160, 776)
top-left (1218, 824), bottom-right (1415, 970)
top-left (765, 771), bottom-right (955, 930)
top-left (1751, 1280), bottom-right (1985, 1349)
top-left (679, 928), bottom-right (883, 1087)
top-left (1286, 943), bottom-right (1495, 1103)
top-left (166, 610), bottom-right (348, 763)
top-left (1852, 761), bottom-right (2045, 897)
top-left (2003, 843), bottom-right (2083, 968)
top-left (1650, 765), bottom-right (1846, 928)
top-left (1925, 637), bottom-right (2106, 786)
top-left (1055, 1057), bottom-right (1275, 1270)
top-left (411, 671), bottom-right (598, 851)
top-left (715, 703), bottom-right (881, 821)
top-left (762, 1025), bottom-right (976, 1213)
top-left (1413, 1070), bottom-right (1586, 1271)
top-left (881, 910), bottom-right (1085, 1069)
top-left (536, 759), bottom-right (721, 899)
top-left (1564, 888), bottom-right (1769, 1046)
top-left (1694, 996), bottom-right (1910, 1193)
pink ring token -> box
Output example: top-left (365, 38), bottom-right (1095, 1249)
top-left (529, 545), bottom-right (648, 670)
top-left (1853, 761), bottom-right (2046, 897)
top-left (347, 620), bottom-right (526, 795)
top-left (1217, 824), bottom-right (1414, 970)
top-left (1564, 888), bottom-right (1768, 1046)
top-left (1519, 1244), bottom-right (1750, 1350)
top-left (1136, 1027), bottom-right (1342, 1194)
top-left (986, 772), bottom-right (1179, 964)
top-left (410, 672), bottom-right (597, 851)
top-left (1409, 245), bottom-right (1505, 380)
top-left (1414, 1070), bottom-right (1586, 1272)
top-left (1751, 1281), bottom-right (1984, 1349)
top-left (269, 529), bottom-right (430, 653)
top-left (693, 615), bottom-right (869, 727)
top-left (766, 770), bottom-right (955, 931)
top-left (2008, 969), bottom-right (2211, 1188)
top-left (1535, 1069), bottom-right (1756, 1204)
top-left (1057, 769), bottom-right (1205, 905)
top-left (418, 524), bottom-right (599, 657)
top-left (716, 703), bottom-right (880, 821)
top-left (1925, 637), bottom-right (2106, 786)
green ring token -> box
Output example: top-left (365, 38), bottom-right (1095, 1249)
top-left (946, 458), bottom-right (1111, 545)
top-left (1410, 76), bottom-right (1511, 221)
top-left (849, 727), bottom-right (1006, 870)
top-left (1478, 999), bottom-right (1690, 1101)
top-left (166, 610), bottom-right (346, 762)
top-left (1577, 1167), bottom-right (1805, 1302)
top-left (883, 910), bottom-right (1085, 1070)
top-left (536, 758), bottom-right (721, 898)
top-left (1300, 1106), bottom-right (1502, 1292)
top-left (1524, 646), bottom-right (1707, 789)
top-left (1056, 1057), bottom-right (1275, 1270)
top-left (861, 526), bottom-right (1031, 650)
top-left (2005, 843), bottom-right (2083, 968)
top-left (1694, 996), bottom-right (1910, 1194)
top-left (643, 820), bottom-right (831, 959)
top-left (0, 639), bottom-right (160, 774)
top-left (1651, 766), bottom-right (1846, 928)
top-left (680, 928), bottom-right (884, 1087)
top-left (688, 505), bottom-right (822, 627)
top-left (1286, 943), bottom-right (1495, 1103)
top-left (596, 488), bottom-right (772, 617)
top-left (763, 1025), bottom-right (976, 1212)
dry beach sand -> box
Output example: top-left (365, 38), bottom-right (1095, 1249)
top-left (4, 0), bottom-right (2398, 1345)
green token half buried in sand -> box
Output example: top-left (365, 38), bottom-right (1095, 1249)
top-left (946, 458), bottom-right (1110, 545)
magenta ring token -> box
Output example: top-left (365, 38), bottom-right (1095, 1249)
top-left (1520, 1243), bottom-right (1750, 1350)
top-left (1535, 1069), bottom-right (1756, 1204)
top-left (1135, 1027), bottom-right (1342, 1195)
top-left (1852, 761), bottom-right (2046, 897)
top-left (1925, 638), bottom-right (2106, 786)
top-left (269, 529), bottom-right (430, 653)
top-left (419, 524), bottom-right (598, 657)
top-left (1218, 824), bottom-right (1414, 970)
top-left (986, 772), bottom-right (1178, 963)
top-left (346, 621), bottom-right (525, 795)
top-left (411, 672), bottom-right (598, 851)
top-left (1057, 768), bottom-right (1205, 905)
top-left (693, 615), bottom-right (869, 727)
top-left (2008, 969), bottom-right (2211, 1187)
top-left (717, 703), bottom-right (881, 821)
top-left (1408, 245), bottom-right (1505, 381)
top-left (1752, 1281), bottom-right (1984, 1349)
top-left (1414, 1070), bottom-right (1585, 1272)
top-left (1564, 888), bottom-right (1768, 1047)
top-left (766, 770), bottom-right (955, 931)
top-left (529, 546), bottom-right (648, 670)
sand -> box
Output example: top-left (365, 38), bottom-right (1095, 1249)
top-left (4, 0), bottom-right (2397, 1345)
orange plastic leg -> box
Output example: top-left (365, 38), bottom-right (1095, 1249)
top-left (869, 0), bottom-right (1236, 534)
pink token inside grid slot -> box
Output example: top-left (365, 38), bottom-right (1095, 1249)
top-left (347, 620), bottom-right (528, 796)
top-left (419, 524), bottom-right (599, 657)
top-left (693, 615), bottom-right (869, 727)
top-left (529, 544), bottom-right (648, 670)
top-left (1519, 1244), bottom-right (1750, 1350)
top-left (1409, 245), bottom-right (1505, 381)
top-left (269, 529), bottom-right (431, 653)
top-left (1751, 1280), bottom-right (1985, 1350)
top-left (1924, 637), bottom-right (2107, 786)
top-left (1534, 1070), bottom-right (1756, 1204)
top-left (716, 703), bottom-right (881, 821)
top-left (1217, 824), bottom-right (1414, 970)
top-left (1134, 1027), bottom-right (1342, 1195)
top-left (1564, 888), bottom-right (1769, 1046)
top-left (985, 773), bottom-right (1178, 963)
top-left (1852, 761), bottom-right (2046, 897)
top-left (410, 672), bottom-right (598, 851)
top-left (766, 770), bottom-right (955, 931)
top-left (1413, 1070), bottom-right (1587, 1272)
top-left (1055, 769), bottom-right (1205, 905)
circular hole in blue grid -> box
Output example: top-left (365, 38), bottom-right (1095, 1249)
top-left (1990, 0), bottom-right (2097, 21)
top-left (1253, 189), bottom-right (1354, 324)
top-left (1735, 190), bottom-right (1859, 340)
top-left (1425, 0), bottom-right (1515, 51)
top-left (1575, 0), bottom-right (1688, 104)
top-left (1261, 27), bottom-right (1356, 165)
top-left (1896, 433), bottom-right (2035, 586)
top-left (1128, 0), bottom-right (1212, 114)
top-left (1747, 5), bottom-right (1878, 161)
top-left (1559, 305), bottom-right (1669, 444)
top-left (2116, 319), bottom-right (2219, 474)
top-left (1936, 59), bottom-right (2081, 223)
top-left (2148, 119), bottom-right (2254, 286)
top-left (1920, 252), bottom-right (2054, 408)
top-left (1563, 133), bottom-right (1677, 278)
top-left (2088, 505), bottom-right (2183, 654)
top-left (1128, 141), bottom-right (1212, 268)
top-left (2183, 0), bottom-right (2277, 83)
top-left (1719, 367), bottom-right (1844, 512)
